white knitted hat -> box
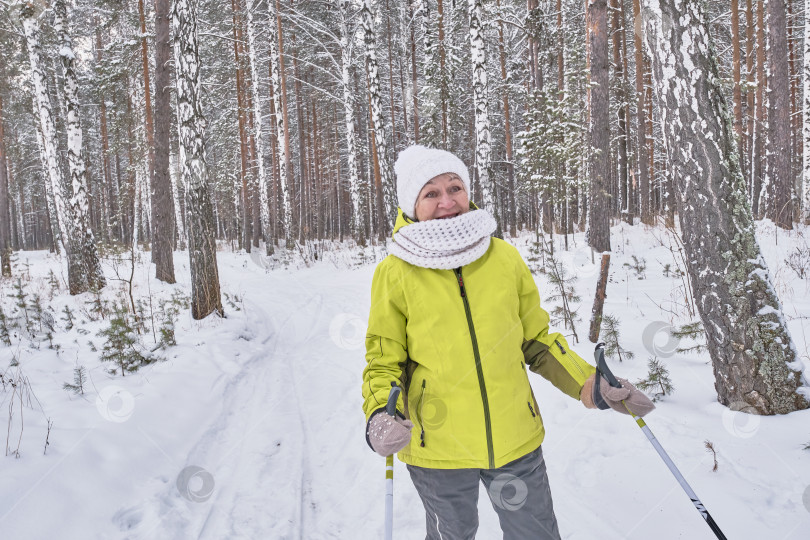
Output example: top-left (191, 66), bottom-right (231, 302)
top-left (394, 145), bottom-right (471, 219)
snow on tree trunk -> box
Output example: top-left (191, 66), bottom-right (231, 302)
top-left (267, 0), bottom-right (292, 248)
top-left (339, 0), bottom-right (362, 239)
top-left (361, 0), bottom-right (395, 225)
top-left (245, 0), bottom-right (270, 253)
top-left (0, 90), bottom-right (10, 276)
top-left (802, 0), bottom-right (810, 224)
top-left (468, 0), bottom-right (495, 226)
top-left (169, 153), bottom-right (187, 249)
top-left (54, 0), bottom-right (106, 291)
top-left (765, 0), bottom-right (793, 229)
top-left (152, 0), bottom-right (177, 282)
top-left (587, 0), bottom-right (611, 252)
top-left (173, 0), bottom-right (223, 319)
top-left (22, 4), bottom-right (88, 292)
top-left (643, 0), bottom-right (809, 414)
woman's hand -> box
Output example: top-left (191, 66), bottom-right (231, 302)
top-left (580, 374), bottom-right (656, 417)
top-left (367, 410), bottom-right (414, 456)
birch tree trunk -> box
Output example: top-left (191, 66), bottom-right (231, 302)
top-left (339, 0), bottom-right (362, 239)
top-left (468, 0), bottom-right (495, 223)
top-left (245, 0), bottom-right (270, 252)
top-left (54, 0), bottom-right (106, 291)
top-left (22, 4), bottom-right (86, 291)
top-left (152, 0), bottom-right (177, 282)
top-left (268, 0), bottom-right (292, 247)
top-left (587, 0), bottom-right (611, 252)
top-left (361, 0), bottom-right (395, 227)
top-left (173, 0), bottom-right (223, 319)
top-left (643, 0), bottom-right (808, 415)
top-left (766, 0), bottom-right (793, 229)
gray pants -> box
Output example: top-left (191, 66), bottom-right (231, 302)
top-left (407, 446), bottom-right (561, 540)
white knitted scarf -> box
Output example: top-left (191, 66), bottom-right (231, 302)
top-left (388, 209), bottom-right (497, 269)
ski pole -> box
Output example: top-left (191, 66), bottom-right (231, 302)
top-left (593, 343), bottom-right (727, 540)
top-left (384, 383), bottom-right (401, 540)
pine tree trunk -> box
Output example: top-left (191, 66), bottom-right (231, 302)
top-left (152, 0), bottom-right (177, 282)
top-left (766, 0), bottom-right (793, 228)
top-left (0, 90), bottom-right (9, 277)
top-left (745, 0), bottom-right (755, 186)
top-left (587, 0), bottom-right (611, 252)
top-left (732, 0), bottom-right (743, 162)
top-left (633, 0), bottom-right (652, 225)
top-left (496, 0), bottom-right (516, 237)
top-left (753, 0), bottom-right (766, 216)
top-left (643, 0), bottom-right (808, 415)
top-left (409, 0), bottom-right (420, 143)
top-left (173, 0), bottom-right (223, 319)
top-left (804, 0), bottom-right (810, 223)
top-left (611, 0), bottom-right (630, 225)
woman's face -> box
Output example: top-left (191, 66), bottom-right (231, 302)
top-left (414, 173), bottom-right (470, 221)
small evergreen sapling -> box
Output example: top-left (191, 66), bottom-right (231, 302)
top-left (671, 321), bottom-right (707, 355)
top-left (601, 314), bottom-right (635, 362)
top-left (544, 239), bottom-right (580, 342)
top-left (61, 305), bottom-right (74, 330)
top-left (635, 357), bottom-right (674, 402)
top-left (63, 365), bottom-right (88, 395)
top-left (97, 306), bottom-right (157, 376)
top-left (0, 305), bottom-right (11, 346)
top-left (623, 255), bottom-right (647, 279)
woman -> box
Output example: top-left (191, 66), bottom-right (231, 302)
top-left (362, 145), bottom-right (654, 540)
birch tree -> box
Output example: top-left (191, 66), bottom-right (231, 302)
top-left (468, 0), bottom-right (495, 223)
top-left (643, 0), bottom-right (808, 415)
top-left (245, 0), bottom-right (270, 252)
top-left (173, 0), bottom-right (223, 319)
top-left (338, 0), bottom-right (362, 239)
top-left (54, 0), bottom-right (106, 291)
top-left (268, 0), bottom-right (292, 247)
top-left (360, 0), bottom-right (395, 227)
top-left (22, 3), bottom-right (85, 292)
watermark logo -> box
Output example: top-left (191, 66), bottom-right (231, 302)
top-left (328, 312), bottom-right (367, 350)
top-left (569, 246), bottom-right (600, 280)
top-left (176, 466), bottom-right (215, 503)
top-left (721, 401), bottom-right (761, 439)
top-left (641, 321), bottom-right (680, 358)
top-left (488, 473), bottom-right (529, 512)
top-left (419, 396), bottom-right (448, 430)
top-left (95, 386), bottom-right (135, 423)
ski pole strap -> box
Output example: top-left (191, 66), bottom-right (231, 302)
top-left (592, 343), bottom-right (620, 410)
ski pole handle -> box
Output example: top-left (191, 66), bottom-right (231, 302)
top-left (594, 342), bottom-right (623, 388)
top-left (386, 382), bottom-right (401, 417)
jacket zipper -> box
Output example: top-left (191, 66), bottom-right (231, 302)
top-left (554, 338), bottom-right (586, 378)
top-left (417, 380), bottom-right (426, 447)
top-left (528, 402), bottom-right (536, 417)
top-left (454, 267), bottom-right (495, 469)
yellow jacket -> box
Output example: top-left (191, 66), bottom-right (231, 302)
top-left (362, 208), bottom-right (596, 469)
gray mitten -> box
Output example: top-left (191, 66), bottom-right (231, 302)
top-left (581, 374), bottom-right (656, 417)
top-left (366, 410), bottom-right (414, 457)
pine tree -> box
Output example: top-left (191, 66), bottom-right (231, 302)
top-left (601, 314), bottom-right (634, 362)
top-left (63, 365), bottom-right (87, 395)
top-left (636, 356), bottom-right (674, 402)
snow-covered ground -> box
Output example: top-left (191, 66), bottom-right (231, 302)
top-left (1, 221), bottom-right (809, 539)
